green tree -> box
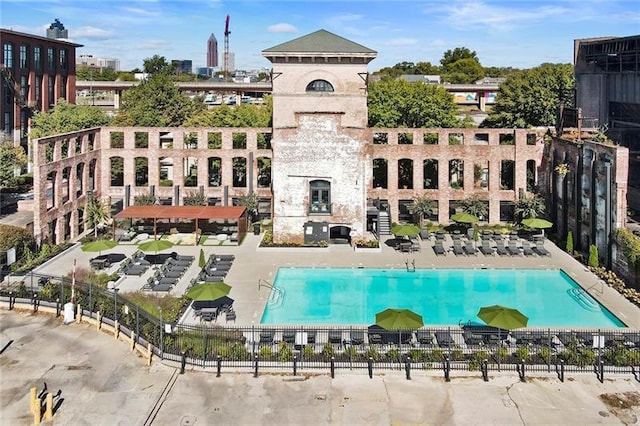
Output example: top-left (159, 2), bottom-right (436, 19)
top-left (566, 231), bottom-right (574, 254)
top-left (30, 100), bottom-right (111, 139)
top-left (459, 195), bottom-right (488, 219)
top-left (143, 54), bottom-right (174, 74)
top-left (198, 248), bottom-right (205, 268)
top-left (514, 193), bottom-right (546, 222)
top-left (408, 195), bottom-right (436, 227)
top-left (0, 140), bottom-right (28, 188)
top-left (0, 224), bottom-right (34, 252)
top-left (237, 192), bottom-right (259, 223)
top-left (482, 63), bottom-right (575, 128)
top-left (85, 197), bottom-right (110, 238)
top-left (368, 79), bottom-right (465, 128)
top-left (112, 73), bottom-right (204, 127)
top-left (185, 99), bottom-right (272, 128)
top-left (442, 58), bottom-right (485, 84)
top-left (440, 47), bottom-right (479, 67)
top-left (589, 245), bottom-right (599, 268)
top-left (76, 66), bottom-right (118, 81)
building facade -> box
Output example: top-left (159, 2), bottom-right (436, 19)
top-left (77, 54), bottom-right (120, 71)
top-left (207, 33), bottom-right (218, 68)
top-left (0, 29), bottom-right (81, 150)
top-left (171, 60), bottom-right (193, 74)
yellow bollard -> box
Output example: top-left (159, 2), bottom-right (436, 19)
top-left (29, 387), bottom-right (37, 414)
top-left (147, 343), bottom-right (152, 366)
top-left (44, 392), bottom-right (53, 420)
top-left (31, 387), bottom-right (41, 425)
top-left (76, 304), bottom-right (82, 323)
top-left (96, 311), bottom-right (101, 330)
top-left (114, 320), bottom-right (119, 339)
top-left (130, 332), bottom-right (136, 351)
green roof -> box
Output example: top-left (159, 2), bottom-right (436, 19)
top-left (262, 29), bottom-right (376, 55)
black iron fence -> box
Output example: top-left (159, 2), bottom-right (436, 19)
top-left (2, 272), bottom-right (639, 379)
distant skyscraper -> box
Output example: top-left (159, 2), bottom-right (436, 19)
top-left (207, 33), bottom-right (218, 68)
top-left (46, 18), bottom-right (68, 39)
top-left (226, 52), bottom-right (235, 72)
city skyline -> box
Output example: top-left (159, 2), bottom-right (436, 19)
top-left (1, 0), bottom-right (638, 72)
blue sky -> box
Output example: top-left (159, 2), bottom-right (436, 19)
top-left (1, 0), bottom-right (639, 72)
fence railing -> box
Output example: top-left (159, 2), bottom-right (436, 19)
top-left (2, 272), bottom-right (639, 379)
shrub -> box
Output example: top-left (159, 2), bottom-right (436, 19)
top-left (589, 245), bottom-right (599, 268)
top-left (278, 342), bottom-right (293, 362)
top-left (566, 231), bottom-right (573, 254)
top-left (322, 343), bottom-right (335, 361)
top-left (0, 224), bottom-right (34, 252)
top-left (365, 346), bottom-right (380, 361)
top-left (515, 347), bottom-right (530, 361)
top-left (259, 346), bottom-right (273, 359)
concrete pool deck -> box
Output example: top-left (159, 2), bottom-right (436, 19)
top-left (1, 309), bottom-right (639, 425)
top-left (20, 232), bottom-right (640, 329)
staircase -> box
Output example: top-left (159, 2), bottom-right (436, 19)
top-left (567, 288), bottom-right (601, 312)
top-left (378, 211), bottom-right (391, 235)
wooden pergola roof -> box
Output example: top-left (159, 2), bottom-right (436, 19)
top-left (114, 205), bottom-right (247, 220)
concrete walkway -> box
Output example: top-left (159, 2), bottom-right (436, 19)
top-left (1, 310), bottom-right (639, 425)
top-left (16, 232), bottom-right (639, 329)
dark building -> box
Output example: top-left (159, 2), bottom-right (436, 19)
top-left (46, 18), bottom-right (68, 39)
top-left (207, 33), bottom-right (218, 68)
top-left (574, 35), bottom-right (640, 209)
top-left (171, 59), bottom-right (193, 74)
top-left (0, 29), bottom-right (82, 151)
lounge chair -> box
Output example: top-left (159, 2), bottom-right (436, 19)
top-left (452, 240), bottom-right (465, 256)
top-left (350, 330), bottom-right (365, 345)
top-left (416, 329), bottom-right (434, 345)
top-left (259, 329), bottom-right (275, 344)
top-left (479, 240), bottom-right (494, 256)
top-left (328, 329), bottom-right (343, 344)
top-left (495, 240), bottom-right (509, 256)
top-left (282, 330), bottom-right (296, 344)
top-left (433, 241), bottom-right (446, 256)
top-left (419, 230), bottom-right (430, 240)
top-left (464, 240), bottom-right (478, 256)
top-left (435, 330), bottom-right (455, 347)
top-left (225, 310), bottom-right (236, 323)
top-left (521, 241), bottom-right (535, 256)
top-left (463, 329), bottom-right (484, 346)
top-left (533, 240), bottom-right (551, 256)
top-left (507, 239), bottom-right (521, 256)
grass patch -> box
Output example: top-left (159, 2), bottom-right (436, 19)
top-left (122, 291), bottom-right (188, 322)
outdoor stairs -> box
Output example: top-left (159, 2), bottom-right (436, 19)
top-left (567, 288), bottom-right (601, 312)
top-left (378, 211), bottom-right (391, 235)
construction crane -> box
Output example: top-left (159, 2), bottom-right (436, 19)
top-left (223, 14), bottom-right (231, 80)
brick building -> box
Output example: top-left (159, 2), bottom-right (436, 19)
top-left (1, 29), bottom-right (81, 151)
top-left (30, 30), bottom-right (628, 259)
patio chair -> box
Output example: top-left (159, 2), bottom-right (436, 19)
top-left (463, 240), bottom-right (478, 256)
top-left (463, 329), bottom-right (484, 346)
top-left (282, 330), bottom-right (296, 344)
top-left (225, 310), bottom-right (236, 323)
top-left (416, 329), bottom-right (434, 345)
top-left (533, 240), bottom-right (551, 256)
top-left (259, 329), bottom-right (275, 344)
top-left (419, 230), bottom-right (430, 240)
top-left (495, 240), bottom-right (509, 256)
top-left (350, 330), bottom-right (365, 345)
top-left (328, 329), bottom-right (343, 344)
top-left (479, 239), bottom-right (494, 256)
top-left (521, 240), bottom-right (535, 256)
top-left (452, 240), bottom-right (465, 256)
top-left (433, 241), bottom-right (446, 256)
top-left (507, 239), bottom-right (522, 256)
top-left (435, 330), bottom-right (455, 347)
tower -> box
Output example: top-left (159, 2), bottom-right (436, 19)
top-left (46, 18), bottom-right (68, 39)
top-left (207, 33), bottom-right (218, 68)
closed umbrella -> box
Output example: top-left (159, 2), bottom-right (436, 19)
top-left (138, 239), bottom-right (174, 253)
top-left (81, 239), bottom-right (118, 256)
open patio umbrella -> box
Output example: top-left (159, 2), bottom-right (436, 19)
top-left (81, 239), bottom-right (118, 256)
top-left (391, 224), bottom-right (420, 237)
top-left (521, 218), bottom-right (553, 236)
top-left (477, 305), bottom-right (528, 330)
top-left (138, 239), bottom-right (174, 253)
top-left (375, 308), bottom-right (424, 330)
top-left (451, 213), bottom-right (479, 224)
top-left (186, 282), bottom-right (232, 301)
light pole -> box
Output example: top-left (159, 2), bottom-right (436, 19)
top-left (113, 288), bottom-right (119, 321)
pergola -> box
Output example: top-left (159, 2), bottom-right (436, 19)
top-left (114, 205), bottom-right (248, 242)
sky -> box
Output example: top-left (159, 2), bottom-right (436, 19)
top-left (1, 0), bottom-right (639, 72)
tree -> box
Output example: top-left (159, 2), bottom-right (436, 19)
top-left (589, 245), bottom-right (599, 268)
top-left (185, 99), bottom-right (272, 128)
top-left (143, 54), bottom-right (174, 74)
top-left (368, 79), bottom-right (465, 128)
top-left (237, 192), bottom-right (259, 223)
top-left (76, 66), bottom-right (118, 81)
top-left (514, 193), bottom-right (546, 222)
top-left (30, 100), bottom-right (111, 139)
top-left (0, 140), bottom-right (28, 188)
top-left (408, 195), bottom-right (436, 227)
top-left (459, 195), bottom-right (488, 219)
top-left (198, 248), bottom-right (205, 268)
top-left (0, 224), bottom-right (34, 252)
top-left (85, 197), bottom-right (110, 238)
top-left (112, 72), bottom-right (204, 127)
top-left (442, 58), bottom-right (485, 84)
top-left (482, 63), bottom-right (575, 128)
top-left (440, 47), bottom-right (479, 67)
top-left (566, 231), bottom-right (574, 254)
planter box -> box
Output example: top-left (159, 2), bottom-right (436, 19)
top-left (354, 245), bottom-right (381, 253)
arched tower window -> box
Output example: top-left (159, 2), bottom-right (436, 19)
top-left (306, 79), bottom-right (334, 92)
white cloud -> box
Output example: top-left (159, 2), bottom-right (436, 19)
top-left (137, 39), bottom-right (171, 49)
top-left (267, 23), bottom-right (298, 33)
top-left (385, 38), bottom-right (418, 46)
top-left (72, 26), bottom-right (114, 40)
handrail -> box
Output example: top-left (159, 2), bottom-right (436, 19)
top-left (258, 278), bottom-right (274, 291)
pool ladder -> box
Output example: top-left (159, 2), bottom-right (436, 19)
top-left (259, 278), bottom-right (285, 309)
top-left (567, 288), bottom-right (601, 312)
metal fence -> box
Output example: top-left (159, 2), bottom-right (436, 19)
top-left (2, 272), bottom-right (639, 379)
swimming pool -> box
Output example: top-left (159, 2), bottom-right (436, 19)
top-left (260, 268), bottom-right (625, 327)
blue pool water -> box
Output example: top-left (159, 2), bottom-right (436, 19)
top-left (260, 268), bottom-right (625, 327)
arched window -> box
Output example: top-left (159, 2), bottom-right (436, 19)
top-left (306, 79), bottom-right (334, 92)
top-left (309, 180), bottom-right (331, 214)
